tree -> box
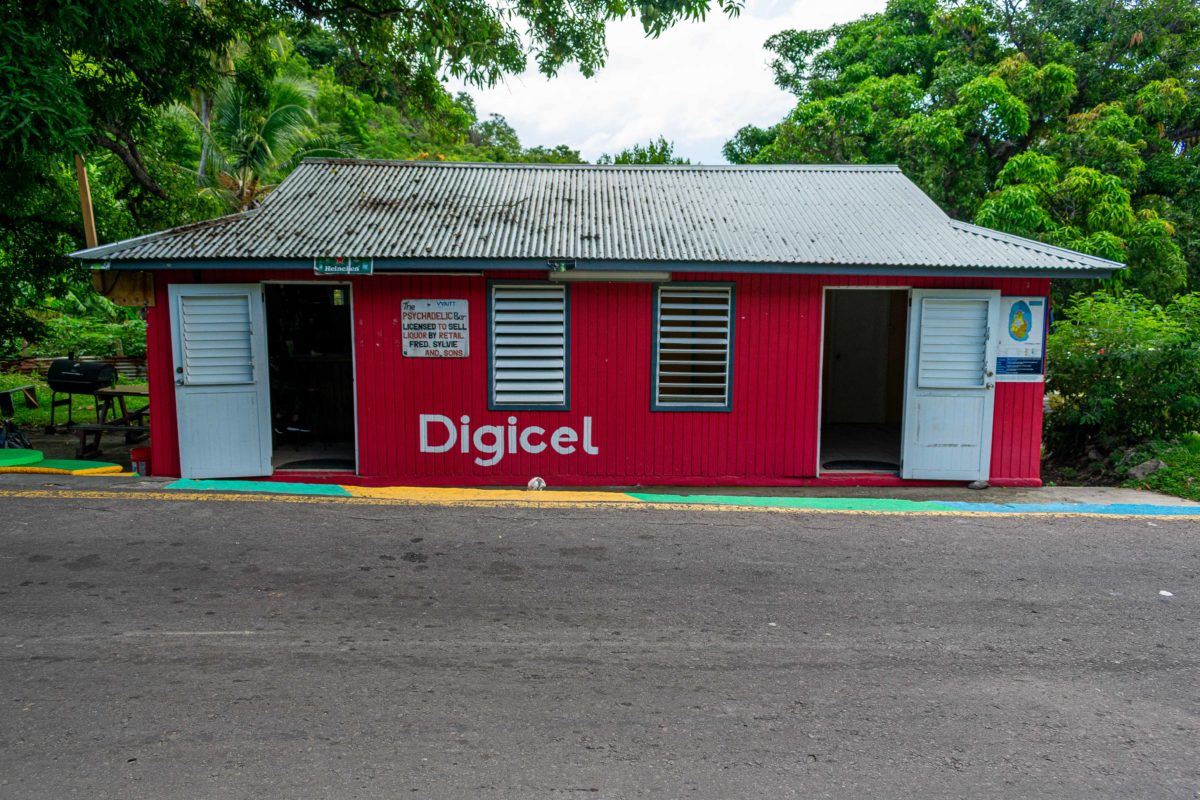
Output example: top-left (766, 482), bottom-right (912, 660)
top-left (273, 0), bottom-right (745, 92)
top-left (175, 75), bottom-right (351, 211)
top-left (469, 114), bottom-right (522, 159)
top-left (976, 154), bottom-right (1186, 301)
top-left (598, 137), bottom-right (690, 164)
top-left (730, 0), bottom-right (1200, 299)
top-left (5, 0), bottom-right (742, 197)
top-left (0, 0), bottom-right (258, 198)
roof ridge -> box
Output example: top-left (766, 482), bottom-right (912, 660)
top-left (300, 157), bottom-right (903, 172)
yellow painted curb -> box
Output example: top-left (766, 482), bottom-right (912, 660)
top-left (344, 485), bottom-right (643, 504)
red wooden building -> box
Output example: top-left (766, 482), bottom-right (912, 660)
top-left (74, 160), bottom-right (1121, 486)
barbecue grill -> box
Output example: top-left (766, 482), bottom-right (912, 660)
top-left (46, 359), bottom-right (117, 429)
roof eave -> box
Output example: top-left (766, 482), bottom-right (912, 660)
top-left (82, 256), bottom-right (1120, 279)
top-left (68, 208), bottom-right (257, 261)
top-left (949, 221), bottom-right (1125, 272)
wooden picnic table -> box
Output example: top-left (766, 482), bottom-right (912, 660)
top-left (72, 385), bottom-right (150, 458)
top-left (0, 384), bottom-right (38, 417)
top-left (96, 384), bottom-right (149, 425)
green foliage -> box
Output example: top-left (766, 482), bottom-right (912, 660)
top-left (722, 124), bottom-right (777, 164)
top-left (1045, 293), bottom-right (1200, 452)
top-left (977, 157), bottom-right (1187, 301)
top-left (2, 4), bottom-right (615, 351)
top-left (28, 316), bottom-right (147, 359)
top-left (737, 0), bottom-right (1200, 299)
top-left (0, 156), bottom-right (88, 354)
top-left (1, 0), bottom-right (261, 197)
top-left (597, 137), bottom-right (690, 165)
top-left (1120, 435), bottom-right (1200, 501)
top-left (267, 0), bottom-right (743, 100)
top-left (174, 73), bottom-right (353, 211)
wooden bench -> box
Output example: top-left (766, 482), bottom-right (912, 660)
top-left (0, 384), bottom-right (38, 417)
top-left (69, 385), bottom-right (151, 458)
top-left (70, 423), bottom-right (151, 458)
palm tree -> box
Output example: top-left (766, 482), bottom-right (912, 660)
top-left (176, 76), bottom-right (351, 212)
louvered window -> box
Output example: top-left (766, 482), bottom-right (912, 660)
top-left (916, 298), bottom-right (989, 388)
top-left (180, 294), bottom-right (254, 384)
top-left (490, 284), bottom-right (569, 408)
top-left (654, 284), bottom-right (734, 410)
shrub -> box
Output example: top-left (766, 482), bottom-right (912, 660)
top-left (1045, 292), bottom-right (1200, 453)
top-left (1120, 434), bottom-right (1200, 501)
top-left (26, 315), bottom-right (147, 358)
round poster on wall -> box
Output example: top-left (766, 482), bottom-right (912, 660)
top-left (1008, 300), bottom-right (1032, 342)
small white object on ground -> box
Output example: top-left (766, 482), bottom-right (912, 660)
top-left (968, 480), bottom-right (990, 490)
top-left (527, 476), bottom-right (546, 491)
top-left (1159, 590), bottom-right (1174, 597)
top-left (767, 622), bottom-right (778, 627)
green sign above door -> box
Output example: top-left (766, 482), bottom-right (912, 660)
top-left (314, 257), bottom-right (373, 276)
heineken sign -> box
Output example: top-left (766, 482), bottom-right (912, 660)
top-left (314, 257), bottom-right (373, 276)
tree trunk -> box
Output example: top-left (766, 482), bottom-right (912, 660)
top-left (93, 127), bottom-right (169, 199)
top-left (197, 90), bottom-right (214, 184)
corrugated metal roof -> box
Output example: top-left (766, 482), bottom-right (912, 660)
top-left (72, 159), bottom-right (1122, 273)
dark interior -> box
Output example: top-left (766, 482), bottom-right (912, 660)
top-left (265, 284), bottom-right (355, 470)
top-left (820, 289), bottom-right (908, 472)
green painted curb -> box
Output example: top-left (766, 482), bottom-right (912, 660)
top-left (166, 479), bottom-right (353, 497)
top-left (627, 493), bottom-right (960, 512)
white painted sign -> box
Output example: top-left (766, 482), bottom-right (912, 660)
top-left (996, 297), bottom-right (1046, 382)
top-left (402, 299), bottom-right (469, 357)
top-left (419, 414), bottom-right (599, 467)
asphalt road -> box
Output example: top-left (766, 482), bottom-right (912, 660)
top-left (1, 492), bottom-right (1198, 799)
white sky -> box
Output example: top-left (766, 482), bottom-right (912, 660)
top-left (453, 0), bottom-right (888, 164)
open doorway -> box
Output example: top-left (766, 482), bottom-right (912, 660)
top-left (265, 283), bottom-right (356, 471)
top-left (820, 289), bottom-right (908, 473)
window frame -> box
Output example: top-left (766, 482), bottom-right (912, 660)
top-left (487, 280), bottom-right (571, 412)
top-left (651, 282), bottom-right (736, 412)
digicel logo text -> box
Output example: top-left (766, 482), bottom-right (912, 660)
top-left (419, 414), bottom-right (599, 467)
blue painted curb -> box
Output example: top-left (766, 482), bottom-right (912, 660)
top-left (940, 501), bottom-right (1200, 516)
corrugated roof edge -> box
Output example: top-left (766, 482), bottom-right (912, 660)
top-left (71, 208), bottom-right (256, 260)
top-left (949, 221), bottom-right (1125, 270)
top-left (299, 157), bottom-right (906, 172)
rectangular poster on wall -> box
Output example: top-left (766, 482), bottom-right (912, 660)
top-left (401, 299), bottom-right (469, 358)
top-left (996, 297), bottom-right (1046, 381)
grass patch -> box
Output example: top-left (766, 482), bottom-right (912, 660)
top-left (0, 372), bottom-right (149, 430)
top-left (1121, 434), bottom-right (1200, 501)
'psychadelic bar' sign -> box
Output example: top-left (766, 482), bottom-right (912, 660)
top-left (402, 299), bottom-right (469, 358)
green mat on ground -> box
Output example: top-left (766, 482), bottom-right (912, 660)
top-left (0, 448), bottom-right (43, 467)
top-left (0, 450), bottom-right (124, 474)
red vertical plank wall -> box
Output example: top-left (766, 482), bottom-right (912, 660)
top-left (145, 269), bottom-right (1048, 485)
top-left (145, 276), bottom-right (181, 478)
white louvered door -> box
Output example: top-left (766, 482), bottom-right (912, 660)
top-left (491, 284), bottom-right (568, 408)
top-left (900, 289), bottom-right (1000, 480)
top-left (170, 284), bottom-right (273, 478)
